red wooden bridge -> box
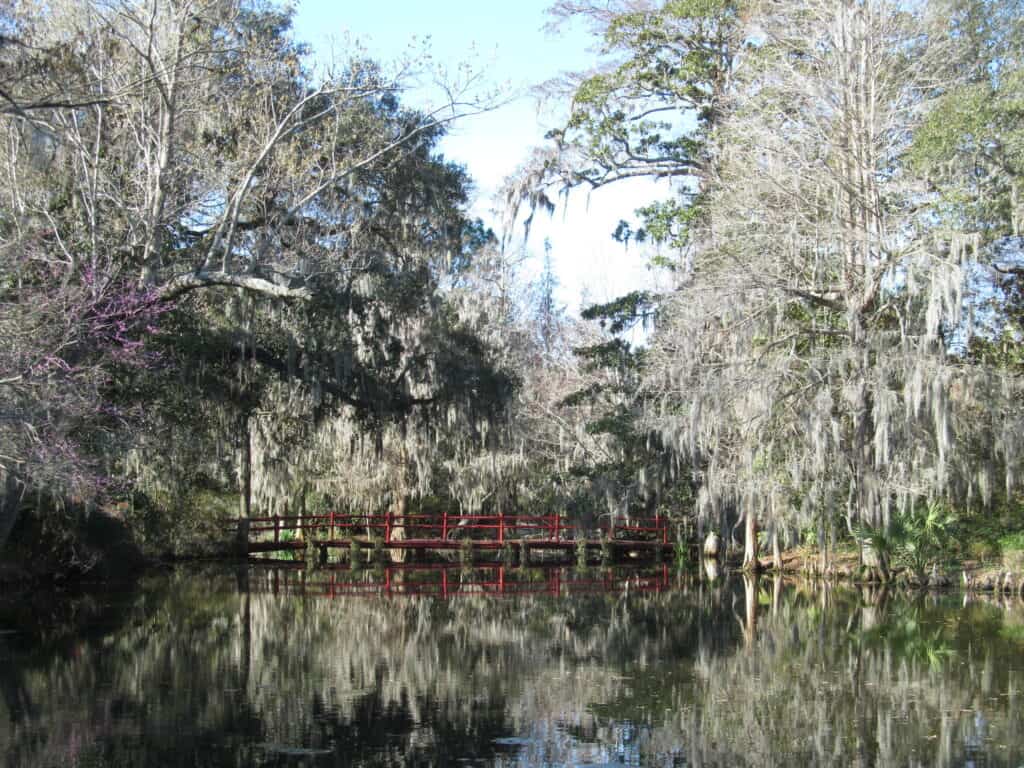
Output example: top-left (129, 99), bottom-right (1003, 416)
top-left (241, 562), bottom-right (673, 600)
top-left (233, 511), bottom-right (672, 561)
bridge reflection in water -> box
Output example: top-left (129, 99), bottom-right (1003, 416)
top-left (239, 562), bottom-right (673, 600)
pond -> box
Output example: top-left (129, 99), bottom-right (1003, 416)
top-left (2, 563), bottom-right (1024, 767)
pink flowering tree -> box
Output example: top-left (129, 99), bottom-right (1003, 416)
top-left (0, 244), bottom-right (171, 547)
top-left (0, 1), bottom-right (507, 553)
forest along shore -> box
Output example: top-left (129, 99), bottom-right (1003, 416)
top-left (1, 0), bottom-right (1021, 585)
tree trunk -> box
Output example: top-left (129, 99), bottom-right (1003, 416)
top-left (296, 485), bottom-right (307, 542)
top-left (239, 415), bottom-right (252, 520)
top-left (702, 557), bottom-right (720, 582)
top-left (234, 517), bottom-right (250, 558)
top-left (389, 495), bottom-right (408, 564)
top-left (702, 530), bottom-right (720, 582)
top-left (849, 306), bottom-right (890, 582)
top-left (703, 531), bottom-right (721, 559)
top-left (140, 12), bottom-right (183, 284)
top-left (742, 510), bottom-right (759, 571)
top-left (770, 522), bottom-right (782, 572)
top-left (818, 519), bottom-right (828, 574)
top-left (0, 472), bottom-right (24, 552)
top-left (861, 538), bottom-right (890, 582)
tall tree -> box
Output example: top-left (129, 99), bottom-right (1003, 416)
top-left (562, 291), bottom-right (692, 528)
top-left (647, 0), bottom-right (1023, 574)
top-left (505, 0), bottom-right (742, 245)
top-left (498, 0), bottom-right (744, 547)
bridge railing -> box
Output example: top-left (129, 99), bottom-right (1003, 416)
top-left (235, 511), bottom-right (669, 545)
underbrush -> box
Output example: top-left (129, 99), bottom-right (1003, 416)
top-left (955, 507), bottom-right (1024, 569)
top-left (123, 486), bottom-right (236, 559)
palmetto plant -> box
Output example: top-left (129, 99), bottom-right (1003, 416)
top-left (891, 502), bottom-right (960, 580)
top-left (853, 501), bottom-right (959, 581)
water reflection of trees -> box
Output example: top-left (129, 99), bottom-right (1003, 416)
top-left (0, 568), bottom-right (716, 767)
top-left (1, 569), bottom-right (1023, 767)
top-left (679, 579), bottom-right (1024, 768)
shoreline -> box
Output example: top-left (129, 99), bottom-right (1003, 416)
top-left (4, 538), bottom-right (1024, 597)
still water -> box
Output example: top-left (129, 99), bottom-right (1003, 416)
top-left (2, 563), bottom-right (1024, 767)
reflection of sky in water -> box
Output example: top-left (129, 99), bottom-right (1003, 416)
top-left (1, 566), bottom-right (1024, 767)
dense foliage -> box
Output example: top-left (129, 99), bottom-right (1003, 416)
top-left (508, 0), bottom-right (1024, 571)
top-left (2, 0), bottom-right (1023, 574)
top-left (0, 0), bottom-right (511, 558)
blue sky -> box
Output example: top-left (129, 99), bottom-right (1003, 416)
top-left (291, 1), bottom-right (670, 311)
top-left (293, 0), bottom-right (590, 201)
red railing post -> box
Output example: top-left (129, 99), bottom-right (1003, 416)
top-left (499, 511), bottom-right (505, 544)
top-left (442, 511), bottom-right (448, 539)
top-left (385, 510), bottom-right (392, 544)
top-left (554, 513), bottom-right (560, 542)
top-left (274, 514), bottom-right (280, 543)
top-left (329, 510), bottom-right (335, 540)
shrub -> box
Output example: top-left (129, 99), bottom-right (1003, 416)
top-left (891, 501), bottom-right (959, 579)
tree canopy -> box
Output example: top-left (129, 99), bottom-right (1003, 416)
top-left (2, 0), bottom-right (1023, 572)
top-left (0, 0), bottom-right (511, 551)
